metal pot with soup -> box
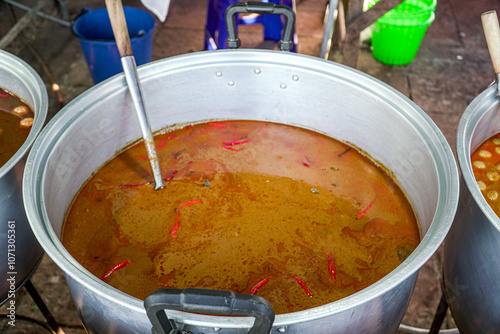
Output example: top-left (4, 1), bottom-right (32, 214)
top-left (0, 50), bottom-right (48, 303)
top-left (24, 50), bottom-right (458, 334)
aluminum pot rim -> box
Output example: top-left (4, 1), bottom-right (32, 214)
top-left (0, 49), bottom-right (48, 178)
top-left (24, 49), bottom-right (459, 326)
top-left (456, 84), bottom-right (500, 233)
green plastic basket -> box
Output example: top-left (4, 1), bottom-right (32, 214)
top-left (369, 0), bottom-right (436, 65)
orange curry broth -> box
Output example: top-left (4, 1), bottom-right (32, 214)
top-left (0, 88), bottom-right (34, 167)
top-left (62, 121), bottom-right (420, 314)
top-left (471, 133), bottom-right (500, 215)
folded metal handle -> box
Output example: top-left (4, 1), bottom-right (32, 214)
top-left (225, 1), bottom-right (295, 51)
top-left (144, 288), bottom-right (275, 334)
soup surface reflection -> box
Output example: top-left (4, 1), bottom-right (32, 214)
top-left (62, 121), bottom-right (420, 314)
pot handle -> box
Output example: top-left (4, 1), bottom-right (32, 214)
top-left (144, 288), bottom-right (275, 334)
top-left (225, 2), bottom-right (295, 51)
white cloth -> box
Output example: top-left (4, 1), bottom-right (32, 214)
top-left (141, 0), bottom-right (171, 22)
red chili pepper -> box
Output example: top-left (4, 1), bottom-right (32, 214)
top-left (157, 139), bottom-right (166, 150)
top-left (355, 199), bottom-right (375, 219)
top-left (223, 138), bottom-right (250, 146)
top-left (120, 181), bottom-right (152, 189)
top-left (101, 260), bottom-right (132, 281)
top-left (197, 125), bottom-right (226, 133)
top-left (0, 93), bottom-right (9, 98)
top-left (167, 135), bottom-right (176, 140)
top-left (223, 146), bottom-right (239, 151)
top-left (171, 208), bottom-right (180, 238)
top-left (179, 200), bottom-right (203, 209)
top-left (328, 253), bottom-right (336, 280)
top-left (302, 160), bottom-right (311, 167)
top-left (164, 170), bottom-right (178, 182)
top-left (250, 277), bottom-right (270, 295)
top-left (209, 121), bottom-right (237, 126)
top-left (293, 275), bottom-right (313, 297)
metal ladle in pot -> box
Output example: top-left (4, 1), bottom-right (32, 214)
top-left (105, 0), bottom-right (165, 190)
top-left (482, 10), bottom-right (500, 97)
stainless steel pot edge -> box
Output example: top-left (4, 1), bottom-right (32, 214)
top-left (23, 49), bottom-right (460, 328)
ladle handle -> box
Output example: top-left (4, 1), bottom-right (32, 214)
top-left (144, 288), bottom-right (275, 334)
top-left (105, 0), bottom-right (133, 57)
top-left (225, 1), bottom-right (295, 51)
top-left (482, 10), bottom-right (500, 75)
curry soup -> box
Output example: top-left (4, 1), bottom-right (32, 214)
top-left (471, 133), bottom-right (500, 214)
top-left (0, 87), bottom-right (34, 168)
top-left (62, 121), bottom-right (420, 314)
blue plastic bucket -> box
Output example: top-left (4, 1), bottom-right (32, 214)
top-left (72, 7), bottom-right (156, 84)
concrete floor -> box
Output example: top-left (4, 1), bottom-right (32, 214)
top-left (0, 0), bottom-right (499, 332)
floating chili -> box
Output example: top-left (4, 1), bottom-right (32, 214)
top-left (197, 124), bottom-right (226, 133)
top-left (120, 181), bottom-right (152, 189)
top-left (171, 208), bottom-right (180, 238)
top-left (0, 93), bottom-right (8, 98)
top-left (302, 160), bottom-right (311, 167)
top-left (157, 139), bottom-right (166, 150)
top-left (250, 277), bottom-right (270, 295)
top-left (164, 170), bottom-right (178, 182)
top-left (210, 121), bottom-right (237, 126)
top-left (355, 199), bottom-right (375, 219)
top-left (223, 146), bottom-right (239, 151)
top-left (292, 275), bottom-right (313, 297)
top-left (328, 253), bottom-right (336, 280)
top-left (223, 138), bottom-right (250, 146)
top-left (101, 260), bottom-right (132, 281)
top-left (179, 200), bottom-right (203, 209)
top-left (167, 135), bottom-right (176, 140)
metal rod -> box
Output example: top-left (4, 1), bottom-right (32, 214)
top-left (428, 291), bottom-right (450, 334)
top-left (0, 0), bottom-right (48, 49)
top-left (121, 56), bottom-right (165, 190)
top-left (24, 280), bottom-right (66, 334)
top-left (496, 72), bottom-right (500, 96)
top-left (319, 0), bottom-right (339, 59)
top-left (2, 0), bottom-right (71, 27)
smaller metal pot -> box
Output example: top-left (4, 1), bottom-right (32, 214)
top-left (0, 50), bottom-right (48, 304)
top-left (443, 84), bottom-right (500, 333)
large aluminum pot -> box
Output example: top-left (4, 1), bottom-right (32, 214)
top-left (24, 50), bottom-right (458, 334)
top-left (0, 50), bottom-right (48, 304)
top-left (443, 84), bottom-right (500, 333)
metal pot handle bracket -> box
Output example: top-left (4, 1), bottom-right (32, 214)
top-left (144, 288), bottom-right (275, 334)
top-left (225, 1), bottom-right (295, 51)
